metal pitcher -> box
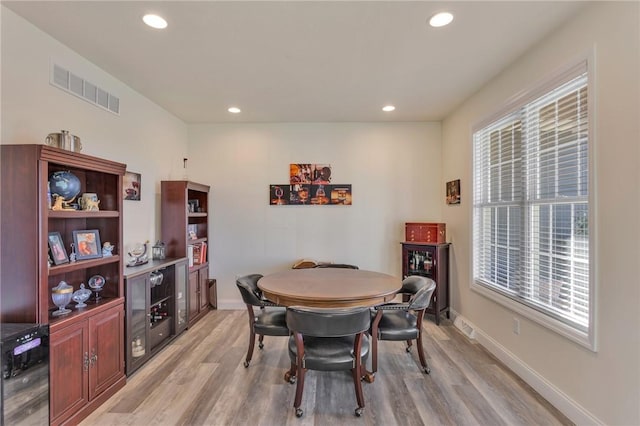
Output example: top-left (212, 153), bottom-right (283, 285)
top-left (45, 130), bottom-right (82, 152)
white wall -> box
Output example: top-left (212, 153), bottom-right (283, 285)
top-left (441, 2), bottom-right (640, 425)
top-left (0, 6), bottom-right (189, 249)
top-left (188, 122), bottom-right (442, 306)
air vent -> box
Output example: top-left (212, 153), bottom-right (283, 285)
top-left (50, 63), bottom-right (120, 115)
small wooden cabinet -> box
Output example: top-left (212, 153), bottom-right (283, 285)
top-left (161, 181), bottom-right (212, 327)
top-left (124, 258), bottom-right (188, 376)
top-left (49, 304), bottom-right (124, 425)
top-left (1, 145), bottom-right (126, 424)
top-left (401, 242), bottom-right (450, 325)
top-left (189, 264), bottom-right (210, 327)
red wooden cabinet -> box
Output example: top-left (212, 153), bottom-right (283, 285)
top-left (50, 304), bottom-right (124, 426)
top-left (1, 145), bottom-right (126, 424)
top-left (161, 181), bottom-right (212, 327)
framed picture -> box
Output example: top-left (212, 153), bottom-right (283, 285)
top-left (123, 171), bottom-right (141, 201)
top-left (73, 229), bottom-right (102, 260)
top-left (187, 199), bottom-right (199, 213)
top-left (446, 179), bottom-right (461, 205)
top-left (269, 185), bottom-right (290, 205)
top-left (48, 232), bottom-right (69, 265)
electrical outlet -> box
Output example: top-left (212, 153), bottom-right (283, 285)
top-left (513, 318), bottom-right (520, 335)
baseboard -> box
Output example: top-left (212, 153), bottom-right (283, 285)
top-left (449, 310), bottom-right (602, 426)
top-left (217, 300), bottom-right (246, 310)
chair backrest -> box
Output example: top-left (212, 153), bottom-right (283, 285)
top-left (313, 263), bottom-right (359, 269)
top-left (402, 276), bottom-right (437, 311)
top-left (286, 306), bottom-right (370, 337)
top-left (235, 274), bottom-right (265, 306)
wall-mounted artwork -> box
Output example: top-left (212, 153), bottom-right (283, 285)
top-left (446, 179), bottom-right (460, 205)
top-left (272, 164), bottom-right (349, 206)
top-left (123, 171), bottom-right (141, 200)
top-left (290, 164), bottom-right (332, 184)
top-left (270, 185), bottom-right (291, 205)
top-left (269, 184), bottom-right (352, 206)
top-left (329, 185), bottom-right (352, 205)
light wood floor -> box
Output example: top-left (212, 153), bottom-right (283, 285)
top-left (81, 309), bottom-right (572, 426)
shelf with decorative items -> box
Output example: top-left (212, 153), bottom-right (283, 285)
top-left (1, 144), bottom-right (126, 425)
top-left (161, 180), bottom-right (212, 327)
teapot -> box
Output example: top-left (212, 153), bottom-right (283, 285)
top-left (45, 130), bottom-right (82, 152)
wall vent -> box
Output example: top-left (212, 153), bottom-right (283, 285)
top-left (51, 63), bottom-right (120, 115)
top-left (453, 315), bottom-right (477, 340)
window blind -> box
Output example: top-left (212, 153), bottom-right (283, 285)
top-left (473, 67), bottom-right (590, 333)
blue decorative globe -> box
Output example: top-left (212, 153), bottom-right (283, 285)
top-left (49, 171), bottom-right (81, 203)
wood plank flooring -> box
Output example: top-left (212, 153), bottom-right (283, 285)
top-left (81, 310), bottom-right (573, 426)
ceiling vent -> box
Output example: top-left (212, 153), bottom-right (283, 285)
top-left (51, 63), bottom-right (120, 115)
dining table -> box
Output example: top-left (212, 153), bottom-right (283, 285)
top-left (258, 267), bottom-right (402, 384)
top-left (257, 267), bottom-right (402, 308)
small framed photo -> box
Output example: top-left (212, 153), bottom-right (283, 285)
top-left (48, 232), bottom-right (69, 265)
top-left (446, 179), bottom-right (461, 205)
top-left (72, 229), bottom-right (102, 260)
top-left (187, 199), bottom-right (200, 213)
top-left (123, 171), bottom-right (141, 201)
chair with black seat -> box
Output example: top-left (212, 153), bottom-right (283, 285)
top-left (370, 275), bottom-right (437, 376)
top-left (235, 274), bottom-right (289, 368)
top-left (313, 263), bottom-right (359, 269)
top-left (285, 306), bottom-right (371, 418)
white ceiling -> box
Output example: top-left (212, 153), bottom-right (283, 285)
top-left (4, 1), bottom-right (587, 123)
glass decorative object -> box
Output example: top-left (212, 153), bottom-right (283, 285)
top-left (127, 242), bottom-right (148, 266)
top-left (51, 281), bottom-right (73, 316)
top-left (88, 275), bottom-right (106, 302)
top-left (72, 283), bottom-right (92, 308)
top-left (152, 241), bottom-right (166, 260)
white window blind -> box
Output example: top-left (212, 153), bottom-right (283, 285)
top-left (473, 66), bottom-right (591, 336)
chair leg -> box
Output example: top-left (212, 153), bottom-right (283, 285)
top-left (351, 367), bottom-right (365, 413)
top-left (284, 361), bottom-right (297, 383)
top-left (258, 334), bottom-right (265, 349)
top-left (371, 334), bottom-right (379, 374)
top-left (406, 339), bottom-right (413, 352)
top-left (244, 329), bottom-right (256, 368)
top-left (293, 367), bottom-right (306, 417)
top-left (416, 327), bottom-right (430, 375)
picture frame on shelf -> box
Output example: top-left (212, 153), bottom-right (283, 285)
top-left (48, 232), bottom-right (69, 265)
top-left (73, 229), bottom-right (102, 260)
top-left (188, 199), bottom-right (199, 213)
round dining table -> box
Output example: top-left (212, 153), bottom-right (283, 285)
top-left (257, 268), bottom-right (401, 308)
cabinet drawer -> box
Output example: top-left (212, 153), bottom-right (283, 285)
top-left (149, 319), bottom-right (171, 350)
top-left (405, 222), bottom-right (446, 243)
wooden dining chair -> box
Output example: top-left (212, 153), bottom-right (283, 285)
top-left (235, 274), bottom-right (289, 368)
top-left (370, 276), bottom-right (437, 376)
top-left (285, 306), bottom-right (371, 418)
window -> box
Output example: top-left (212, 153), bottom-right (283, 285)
top-left (473, 62), bottom-right (593, 348)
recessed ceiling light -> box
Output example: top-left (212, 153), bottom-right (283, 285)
top-left (382, 105), bottom-right (396, 112)
top-left (429, 12), bottom-right (454, 28)
top-left (228, 107), bottom-right (241, 114)
top-left (143, 14), bottom-right (168, 29)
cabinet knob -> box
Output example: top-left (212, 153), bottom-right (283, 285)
top-left (83, 352), bottom-right (90, 371)
top-left (90, 349), bottom-right (98, 366)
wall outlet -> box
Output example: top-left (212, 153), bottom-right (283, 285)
top-left (513, 318), bottom-right (520, 335)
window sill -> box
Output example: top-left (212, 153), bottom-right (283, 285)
top-left (471, 280), bottom-right (596, 352)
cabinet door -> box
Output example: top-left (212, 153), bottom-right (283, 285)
top-left (126, 274), bottom-right (149, 375)
top-left (50, 321), bottom-right (88, 425)
top-left (189, 270), bottom-right (199, 320)
top-left (88, 306), bottom-right (124, 400)
top-left (404, 245), bottom-right (435, 278)
top-left (175, 260), bottom-right (188, 334)
top-left (198, 265), bottom-right (210, 313)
